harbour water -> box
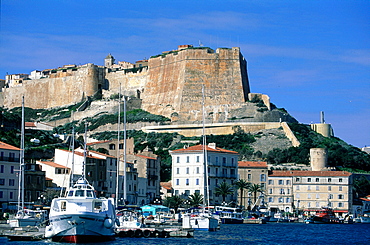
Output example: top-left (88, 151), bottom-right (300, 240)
top-left (1, 223), bottom-right (369, 245)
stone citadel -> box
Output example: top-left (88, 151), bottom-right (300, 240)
top-left (1, 45), bottom-right (297, 137)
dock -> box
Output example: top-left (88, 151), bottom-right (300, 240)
top-left (243, 218), bottom-right (266, 224)
top-left (1, 225), bottom-right (45, 241)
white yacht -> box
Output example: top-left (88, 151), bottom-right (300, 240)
top-left (45, 177), bottom-right (116, 243)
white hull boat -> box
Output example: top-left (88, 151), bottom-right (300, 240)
top-left (45, 178), bottom-right (116, 243)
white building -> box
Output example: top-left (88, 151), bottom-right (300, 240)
top-left (170, 143), bottom-right (239, 205)
top-left (0, 141), bottom-right (20, 205)
top-left (37, 161), bottom-right (70, 188)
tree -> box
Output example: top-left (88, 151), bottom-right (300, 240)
top-left (163, 195), bottom-right (183, 213)
top-left (234, 179), bottom-right (251, 208)
top-left (249, 184), bottom-right (263, 209)
top-left (215, 181), bottom-right (234, 203)
top-left (188, 192), bottom-right (204, 207)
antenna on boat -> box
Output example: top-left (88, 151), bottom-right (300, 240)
top-left (82, 122), bottom-right (88, 179)
top-left (70, 127), bottom-right (75, 188)
top-left (18, 96), bottom-right (25, 216)
top-left (115, 84), bottom-right (121, 206)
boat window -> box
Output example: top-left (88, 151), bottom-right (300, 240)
top-left (75, 190), bottom-right (84, 197)
top-left (68, 191), bottom-right (74, 197)
top-left (61, 201), bottom-right (66, 211)
top-left (94, 202), bottom-right (102, 210)
top-left (86, 190), bottom-right (93, 197)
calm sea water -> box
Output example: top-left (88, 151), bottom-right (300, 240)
top-left (1, 223), bottom-right (369, 245)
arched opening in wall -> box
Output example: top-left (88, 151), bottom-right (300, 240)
top-left (137, 89), bottom-right (141, 99)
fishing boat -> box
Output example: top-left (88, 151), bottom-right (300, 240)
top-left (360, 211), bottom-right (370, 223)
top-left (214, 206), bottom-right (244, 224)
top-left (312, 207), bottom-right (344, 224)
top-left (45, 127), bottom-right (116, 243)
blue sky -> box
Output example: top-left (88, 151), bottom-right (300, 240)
top-left (0, 0), bottom-right (369, 148)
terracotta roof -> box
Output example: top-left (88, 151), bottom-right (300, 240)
top-left (58, 149), bottom-right (105, 160)
top-left (269, 170), bottom-right (352, 177)
top-left (238, 161), bottom-right (267, 168)
top-left (45, 177), bottom-right (53, 181)
top-left (360, 195), bottom-right (370, 202)
top-left (0, 141), bottom-right (20, 151)
top-left (38, 161), bottom-right (70, 169)
top-left (88, 150), bottom-right (115, 158)
top-left (136, 154), bottom-right (157, 160)
top-left (86, 140), bottom-right (111, 146)
top-left (160, 181), bottom-right (172, 190)
top-left (171, 144), bottom-right (238, 154)
top-left (25, 122), bottom-right (36, 127)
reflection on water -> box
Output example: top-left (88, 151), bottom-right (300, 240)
top-left (1, 223), bottom-right (370, 245)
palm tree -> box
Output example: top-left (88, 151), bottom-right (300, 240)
top-left (234, 179), bottom-right (251, 208)
top-left (249, 183), bottom-right (263, 209)
top-left (215, 181), bottom-right (234, 203)
top-left (163, 195), bottom-right (183, 213)
top-left (188, 192), bottom-right (204, 207)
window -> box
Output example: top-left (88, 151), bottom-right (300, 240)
top-left (286, 198), bottom-right (291, 203)
top-left (11, 166), bottom-right (14, 174)
top-left (196, 167), bottom-right (199, 174)
top-left (329, 194), bottom-right (333, 199)
top-left (296, 193), bottom-right (300, 199)
top-left (231, 158), bottom-right (235, 166)
top-left (316, 194), bottom-right (320, 199)
top-left (9, 192), bottom-right (13, 199)
top-left (339, 178), bottom-right (343, 182)
top-left (269, 189), bottom-right (273, 194)
top-left (222, 157), bottom-right (226, 164)
top-left (307, 194), bottom-right (311, 199)
top-left (278, 180), bottom-right (283, 185)
top-left (307, 178), bottom-right (311, 182)
top-left (9, 179), bottom-right (15, 186)
top-left (0, 179), bottom-right (5, 185)
top-left (307, 186), bottom-right (311, 191)
top-left (316, 202), bottom-right (320, 207)
top-left (269, 180), bottom-right (274, 185)
top-left (316, 178), bottom-right (319, 182)
top-left (0, 165), bottom-right (3, 173)
top-left (296, 185), bottom-right (300, 190)
top-left (196, 156), bottom-right (200, 162)
top-left (287, 189), bottom-right (290, 194)
top-left (176, 179), bottom-right (179, 185)
top-left (196, 179), bottom-right (199, 185)
top-left (109, 144), bottom-right (115, 150)
top-left (295, 177), bottom-right (300, 182)
top-left (248, 174), bottom-right (251, 181)
top-left (186, 156), bottom-right (190, 163)
top-left (316, 186), bottom-right (319, 191)
top-left (308, 202), bottom-right (311, 208)
top-left (215, 157), bottom-right (219, 164)
top-left (338, 202), bottom-right (344, 207)
top-left (186, 179), bottom-right (189, 185)
top-left (186, 167), bottom-right (189, 174)
top-left (176, 168), bottom-right (179, 174)
top-left (278, 198), bottom-right (284, 203)
top-left (286, 180), bottom-right (291, 185)
top-left (176, 156), bottom-right (180, 163)
top-left (268, 197), bottom-right (274, 203)
top-left (339, 186), bottom-right (343, 191)
top-left (338, 194), bottom-right (344, 199)
top-left (260, 174), bottom-right (266, 182)
top-left (280, 188), bottom-right (285, 194)
top-left (0, 191), bottom-right (3, 198)
top-left (261, 183), bottom-right (265, 189)
top-left (328, 178), bottom-right (331, 182)
top-left (328, 186), bottom-right (331, 191)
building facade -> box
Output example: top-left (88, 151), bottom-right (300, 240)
top-left (170, 143), bottom-right (239, 205)
top-left (267, 170), bottom-right (353, 216)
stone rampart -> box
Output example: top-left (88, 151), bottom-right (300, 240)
top-left (142, 47), bottom-right (250, 121)
top-left (2, 63), bottom-right (104, 109)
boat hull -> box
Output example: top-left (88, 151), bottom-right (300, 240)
top-left (221, 218), bottom-right (243, 224)
top-left (190, 216), bottom-right (219, 231)
top-left (46, 213), bottom-right (115, 242)
top-left (312, 216), bottom-right (344, 224)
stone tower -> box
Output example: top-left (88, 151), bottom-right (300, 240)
top-left (310, 148), bottom-right (328, 171)
top-left (105, 54), bottom-right (115, 67)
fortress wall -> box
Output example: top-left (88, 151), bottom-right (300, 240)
top-left (142, 47), bottom-right (249, 121)
top-left (105, 68), bottom-right (148, 97)
top-left (2, 64), bottom-right (103, 109)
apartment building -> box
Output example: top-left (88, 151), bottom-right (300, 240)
top-left (267, 170), bottom-right (353, 215)
top-left (170, 143), bottom-right (239, 205)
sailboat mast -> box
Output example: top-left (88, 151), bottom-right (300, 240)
top-left (201, 85), bottom-right (209, 207)
top-left (115, 85), bottom-right (121, 206)
top-left (18, 96), bottom-right (25, 213)
top-left (123, 95), bottom-right (127, 202)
